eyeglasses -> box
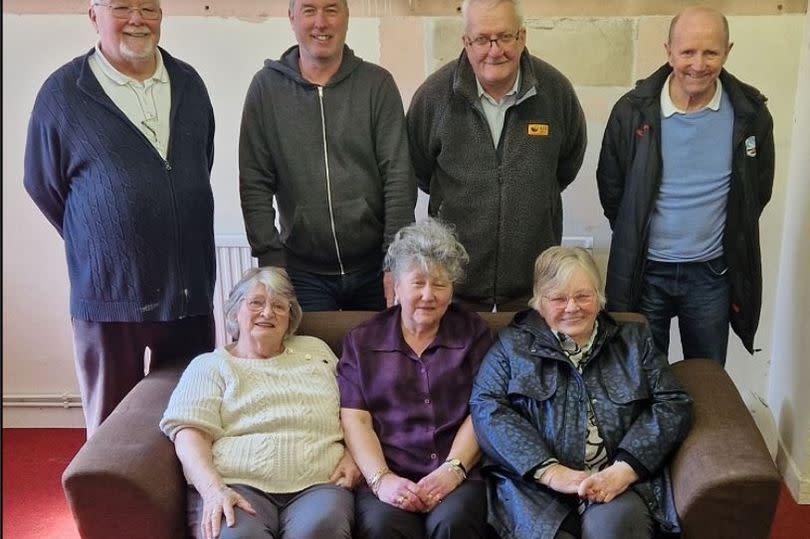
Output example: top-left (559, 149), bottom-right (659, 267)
top-left (93, 3), bottom-right (162, 20)
top-left (245, 297), bottom-right (291, 316)
top-left (543, 293), bottom-right (596, 309)
top-left (466, 30), bottom-right (522, 51)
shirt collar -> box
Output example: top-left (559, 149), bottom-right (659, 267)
top-left (555, 320), bottom-right (599, 364)
top-left (476, 69), bottom-right (521, 103)
top-left (661, 73), bottom-right (723, 117)
top-left (370, 305), bottom-right (468, 354)
top-left (93, 43), bottom-right (168, 86)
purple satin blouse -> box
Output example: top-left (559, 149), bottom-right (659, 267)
top-left (338, 304), bottom-right (494, 481)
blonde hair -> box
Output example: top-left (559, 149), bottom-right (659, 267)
top-left (528, 246), bottom-right (606, 311)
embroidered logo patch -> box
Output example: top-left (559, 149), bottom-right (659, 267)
top-left (528, 123), bottom-right (549, 136)
top-left (745, 136), bottom-right (757, 157)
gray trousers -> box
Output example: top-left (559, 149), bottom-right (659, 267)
top-left (355, 480), bottom-right (488, 539)
top-left (554, 490), bottom-right (653, 539)
top-left (72, 314), bottom-right (214, 437)
top-left (187, 483), bottom-right (354, 539)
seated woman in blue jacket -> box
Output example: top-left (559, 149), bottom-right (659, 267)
top-left (470, 246), bottom-right (692, 539)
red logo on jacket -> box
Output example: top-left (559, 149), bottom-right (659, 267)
top-left (635, 124), bottom-right (650, 138)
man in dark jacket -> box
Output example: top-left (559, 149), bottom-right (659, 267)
top-left (239, 0), bottom-right (416, 311)
top-left (407, 0), bottom-right (587, 312)
top-left (24, 0), bottom-right (216, 436)
top-left (597, 6), bottom-right (774, 365)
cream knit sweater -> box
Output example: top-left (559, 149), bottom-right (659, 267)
top-left (160, 336), bottom-right (344, 493)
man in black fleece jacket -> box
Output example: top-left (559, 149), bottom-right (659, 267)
top-left (239, 0), bottom-right (416, 311)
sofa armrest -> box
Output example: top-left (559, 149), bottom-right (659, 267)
top-left (670, 359), bottom-right (780, 539)
top-left (62, 359), bottom-right (188, 539)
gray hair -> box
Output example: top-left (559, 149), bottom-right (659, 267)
top-left (461, 0), bottom-right (524, 31)
top-left (90, 0), bottom-right (162, 5)
top-left (385, 218), bottom-right (469, 284)
top-left (289, 0), bottom-right (348, 12)
top-left (529, 246), bottom-right (606, 311)
top-left (223, 267), bottom-right (303, 340)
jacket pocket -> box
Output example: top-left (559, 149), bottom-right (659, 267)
top-left (285, 203), bottom-right (332, 257)
top-left (603, 378), bottom-right (650, 405)
top-left (507, 362), bottom-right (558, 402)
top-left (332, 197), bottom-right (383, 258)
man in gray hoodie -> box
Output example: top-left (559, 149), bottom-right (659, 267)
top-left (408, 0), bottom-right (586, 311)
top-left (239, 0), bottom-right (416, 311)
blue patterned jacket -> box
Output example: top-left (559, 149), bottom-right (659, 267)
top-left (470, 310), bottom-right (692, 539)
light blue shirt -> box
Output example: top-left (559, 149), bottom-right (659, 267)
top-left (648, 76), bottom-right (733, 262)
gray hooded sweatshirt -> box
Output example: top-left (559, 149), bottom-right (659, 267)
top-left (239, 45), bottom-right (415, 274)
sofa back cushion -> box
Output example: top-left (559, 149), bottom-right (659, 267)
top-left (296, 310), bottom-right (646, 357)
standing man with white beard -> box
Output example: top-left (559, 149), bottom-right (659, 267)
top-left (24, 0), bottom-right (217, 436)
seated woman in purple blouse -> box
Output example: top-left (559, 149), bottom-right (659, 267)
top-left (338, 218), bottom-right (495, 539)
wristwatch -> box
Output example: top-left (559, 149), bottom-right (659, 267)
top-left (444, 458), bottom-right (467, 480)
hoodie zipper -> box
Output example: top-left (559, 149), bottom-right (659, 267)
top-left (317, 86), bottom-right (345, 275)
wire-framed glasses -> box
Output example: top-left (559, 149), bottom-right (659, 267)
top-left (93, 3), bottom-right (162, 20)
top-left (245, 297), bottom-right (291, 316)
top-left (465, 29), bottom-right (522, 51)
top-left (543, 293), bottom-right (596, 309)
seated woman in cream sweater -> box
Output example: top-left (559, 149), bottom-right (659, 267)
top-left (160, 267), bottom-right (360, 539)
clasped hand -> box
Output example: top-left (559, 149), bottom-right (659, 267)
top-left (376, 465), bottom-right (463, 512)
top-left (540, 461), bottom-right (638, 504)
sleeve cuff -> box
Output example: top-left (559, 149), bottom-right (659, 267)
top-left (613, 450), bottom-right (650, 481)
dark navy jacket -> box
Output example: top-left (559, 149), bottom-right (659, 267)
top-left (471, 310), bottom-right (692, 539)
top-left (24, 47), bottom-right (216, 322)
top-left (596, 64), bottom-right (775, 353)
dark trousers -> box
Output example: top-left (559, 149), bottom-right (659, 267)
top-left (288, 265), bottom-right (385, 312)
top-left (638, 257), bottom-right (731, 365)
top-left (355, 480), bottom-right (488, 539)
top-left (554, 490), bottom-right (653, 539)
top-left (71, 314), bottom-right (214, 437)
top-left (187, 483), bottom-right (353, 539)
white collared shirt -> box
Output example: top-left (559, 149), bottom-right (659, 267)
top-left (477, 71), bottom-right (521, 147)
top-left (89, 44), bottom-right (171, 158)
top-left (660, 73), bottom-right (723, 117)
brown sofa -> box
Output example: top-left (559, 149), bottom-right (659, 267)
top-left (62, 311), bottom-right (781, 538)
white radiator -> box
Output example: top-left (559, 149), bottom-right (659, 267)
top-left (214, 235), bottom-right (257, 347)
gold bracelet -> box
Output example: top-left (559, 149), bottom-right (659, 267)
top-left (444, 459), bottom-right (467, 481)
top-left (368, 466), bottom-right (390, 494)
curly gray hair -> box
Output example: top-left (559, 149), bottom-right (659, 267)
top-left (223, 267), bottom-right (303, 340)
top-left (385, 218), bottom-right (469, 284)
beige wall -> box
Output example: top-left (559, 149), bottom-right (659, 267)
top-left (2, 0), bottom-right (808, 501)
top-left (770, 9), bottom-right (810, 504)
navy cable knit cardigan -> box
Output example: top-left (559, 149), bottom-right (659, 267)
top-left (24, 47), bottom-right (216, 322)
